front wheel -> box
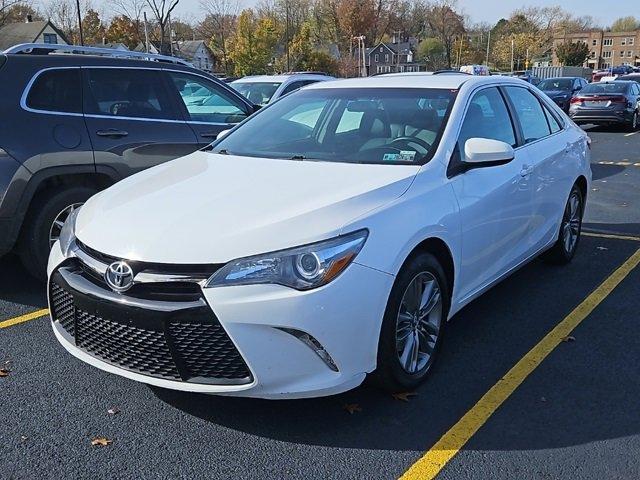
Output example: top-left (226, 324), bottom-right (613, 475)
top-left (544, 184), bottom-right (584, 265)
top-left (628, 111), bottom-right (638, 132)
top-left (372, 252), bottom-right (450, 392)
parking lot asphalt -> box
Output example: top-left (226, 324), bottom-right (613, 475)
top-left (1, 127), bottom-right (639, 480)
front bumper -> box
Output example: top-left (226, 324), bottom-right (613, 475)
top-left (48, 241), bottom-right (394, 399)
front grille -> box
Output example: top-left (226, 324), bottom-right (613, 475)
top-left (49, 271), bottom-right (252, 385)
top-left (76, 309), bottom-right (181, 380)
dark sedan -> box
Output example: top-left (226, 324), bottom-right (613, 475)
top-left (617, 73), bottom-right (640, 85)
top-left (538, 77), bottom-right (588, 112)
top-left (569, 81), bottom-right (640, 131)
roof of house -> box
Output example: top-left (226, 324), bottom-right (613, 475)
top-left (173, 40), bottom-right (213, 61)
top-left (0, 20), bottom-right (69, 51)
top-left (366, 41), bottom-right (416, 58)
top-left (89, 43), bottom-right (129, 51)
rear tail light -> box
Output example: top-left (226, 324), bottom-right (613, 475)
top-left (609, 96), bottom-right (627, 104)
top-left (570, 97), bottom-right (583, 104)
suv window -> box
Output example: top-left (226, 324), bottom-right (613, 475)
top-left (504, 87), bottom-right (551, 143)
top-left (458, 87), bottom-right (516, 151)
top-left (281, 81), bottom-right (307, 96)
top-left (26, 69), bottom-right (82, 113)
top-left (169, 72), bottom-right (248, 124)
top-left (83, 68), bottom-right (178, 120)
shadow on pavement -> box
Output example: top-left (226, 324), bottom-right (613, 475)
top-left (153, 236), bottom-right (640, 452)
top-left (0, 254), bottom-right (46, 308)
top-left (590, 163), bottom-right (626, 181)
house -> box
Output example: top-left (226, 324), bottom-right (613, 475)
top-left (90, 42), bottom-right (130, 51)
top-left (0, 16), bottom-right (69, 51)
top-left (365, 37), bottom-right (424, 75)
top-left (173, 40), bottom-right (215, 72)
top-left (553, 29), bottom-right (640, 69)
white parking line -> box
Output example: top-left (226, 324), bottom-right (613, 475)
top-left (625, 131), bottom-right (639, 137)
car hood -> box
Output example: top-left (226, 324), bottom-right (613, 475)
top-left (76, 152), bottom-right (419, 263)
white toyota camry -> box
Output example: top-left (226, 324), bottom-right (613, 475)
top-left (48, 74), bottom-right (591, 399)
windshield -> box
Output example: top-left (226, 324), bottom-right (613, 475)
top-left (538, 79), bottom-right (573, 91)
top-left (581, 83), bottom-right (629, 94)
top-left (213, 88), bottom-right (455, 165)
top-left (231, 82), bottom-right (281, 105)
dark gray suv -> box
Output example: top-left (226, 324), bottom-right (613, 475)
top-left (0, 48), bottom-right (257, 278)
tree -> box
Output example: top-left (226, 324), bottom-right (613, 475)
top-left (286, 21), bottom-right (339, 73)
top-left (198, 0), bottom-right (239, 74)
top-left (82, 9), bottom-right (105, 45)
top-left (417, 37), bottom-right (447, 69)
top-left (105, 14), bottom-right (140, 48)
top-left (145, 0), bottom-right (180, 54)
top-left (229, 9), bottom-right (280, 75)
top-left (1, 2), bottom-right (42, 27)
top-left (44, 0), bottom-right (92, 44)
top-left (611, 16), bottom-right (640, 33)
top-left (426, 0), bottom-right (465, 68)
top-left (109, 0), bottom-right (145, 45)
top-left (555, 40), bottom-right (589, 66)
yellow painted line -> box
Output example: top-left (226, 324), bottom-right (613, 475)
top-left (400, 248), bottom-right (640, 480)
top-left (582, 231), bottom-right (640, 242)
top-left (0, 309), bottom-right (49, 329)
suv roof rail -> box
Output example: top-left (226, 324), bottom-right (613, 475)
top-left (433, 69), bottom-right (471, 75)
top-left (3, 43), bottom-right (193, 67)
top-left (283, 71), bottom-right (330, 76)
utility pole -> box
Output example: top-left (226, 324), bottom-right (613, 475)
top-left (168, 13), bottom-right (174, 55)
top-left (510, 38), bottom-right (515, 74)
top-left (485, 29), bottom-right (491, 66)
top-left (75, 0), bottom-right (84, 45)
top-left (144, 12), bottom-right (150, 53)
top-left (285, 0), bottom-right (290, 72)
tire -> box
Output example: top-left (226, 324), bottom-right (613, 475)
top-left (372, 252), bottom-right (450, 392)
top-left (19, 186), bottom-right (97, 280)
top-left (543, 184), bottom-right (584, 265)
top-left (628, 111), bottom-right (639, 132)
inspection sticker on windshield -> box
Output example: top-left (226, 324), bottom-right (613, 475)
top-left (383, 150), bottom-right (416, 162)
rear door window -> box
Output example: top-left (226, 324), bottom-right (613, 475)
top-left (504, 87), bottom-right (551, 143)
top-left (26, 69), bottom-right (82, 113)
top-left (83, 68), bottom-right (178, 120)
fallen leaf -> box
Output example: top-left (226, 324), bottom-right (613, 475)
top-left (342, 403), bottom-right (362, 414)
top-left (20, 435), bottom-right (28, 442)
top-left (591, 188), bottom-right (599, 192)
top-left (107, 408), bottom-right (120, 415)
top-left (392, 392), bottom-right (418, 402)
top-left (620, 203), bottom-right (629, 207)
top-left (91, 437), bottom-right (113, 447)
top-left (596, 246), bottom-right (608, 251)
top-left (0, 368), bottom-right (10, 377)
top-left (540, 396), bottom-right (547, 403)
top-left (561, 336), bottom-right (576, 343)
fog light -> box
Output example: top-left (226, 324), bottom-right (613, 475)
top-left (278, 327), bottom-right (338, 372)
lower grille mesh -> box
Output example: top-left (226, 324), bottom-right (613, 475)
top-left (49, 277), bottom-right (251, 384)
top-left (76, 310), bottom-right (181, 380)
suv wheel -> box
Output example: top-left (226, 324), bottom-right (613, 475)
top-left (19, 186), bottom-right (97, 280)
top-left (372, 252), bottom-right (450, 392)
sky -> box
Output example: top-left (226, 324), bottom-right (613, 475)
top-left (169, 0), bottom-right (636, 29)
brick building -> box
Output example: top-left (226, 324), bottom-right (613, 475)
top-left (553, 29), bottom-right (640, 69)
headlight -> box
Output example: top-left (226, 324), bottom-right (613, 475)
top-left (58, 207), bottom-right (80, 257)
top-left (206, 229), bottom-right (368, 290)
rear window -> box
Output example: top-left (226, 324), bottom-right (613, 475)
top-left (26, 69), bottom-right (82, 113)
top-left (580, 83), bottom-right (629, 94)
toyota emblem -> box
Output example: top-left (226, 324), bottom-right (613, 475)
top-left (105, 261), bottom-right (134, 292)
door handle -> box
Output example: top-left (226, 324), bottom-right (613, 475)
top-left (200, 132), bottom-right (219, 139)
top-left (520, 164), bottom-right (534, 177)
top-left (96, 129), bottom-right (128, 138)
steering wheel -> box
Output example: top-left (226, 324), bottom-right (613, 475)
top-left (388, 136), bottom-right (432, 153)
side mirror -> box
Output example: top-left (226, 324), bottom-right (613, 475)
top-left (217, 129), bottom-right (232, 140)
top-left (464, 138), bottom-right (514, 165)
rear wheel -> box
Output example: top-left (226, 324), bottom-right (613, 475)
top-left (372, 252), bottom-right (449, 392)
top-left (19, 186), bottom-right (97, 280)
top-left (544, 184), bottom-right (584, 265)
top-left (628, 111), bottom-right (639, 132)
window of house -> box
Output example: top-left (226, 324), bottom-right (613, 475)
top-left (43, 33), bottom-right (57, 44)
top-left (592, 39), bottom-right (597, 46)
top-left (385, 54), bottom-right (389, 62)
top-left (590, 51), bottom-right (596, 58)
top-left (622, 38), bottom-right (627, 46)
top-left (375, 54), bottom-right (379, 62)
top-left (629, 38), bottom-right (635, 46)
top-left (628, 51), bottom-right (633, 57)
top-left (603, 51), bottom-right (612, 58)
top-left (26, 68), bottom-right (81, 113)
top-left (603, 38), bottom-right (613, 46)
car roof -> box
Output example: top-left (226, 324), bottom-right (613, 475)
top-left (541, 77), bottom-right (581, 80)
top-left (305, 73), bottom-right (525, 90)
top-left (233, 73), bottom-right (334, 83)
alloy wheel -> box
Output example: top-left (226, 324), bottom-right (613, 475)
top-left (49, 203), bottom-right (84, 249)
top-left (395, 272), bottom-right (443, 374)
top-left (562, 191), bottom-right (581, 255)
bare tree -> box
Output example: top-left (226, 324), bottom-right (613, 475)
top-left (145, 0), bottom-right (179, 54)
top-left (110, 0), bottom-right (145, 44)
top-left (44, 0), bottom-right (93, 43)
top-left (1, 0), bottom-right (36, 27)
top-left (198, 0), bottom-right (240, 74)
